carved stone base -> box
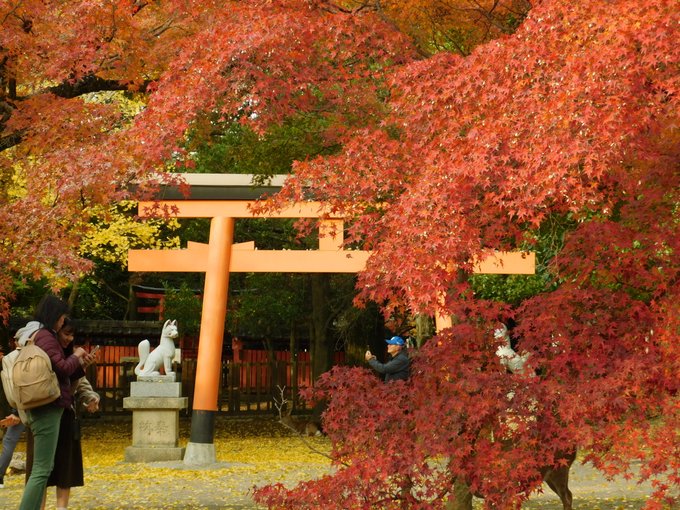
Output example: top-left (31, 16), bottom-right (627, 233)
top-left (130, 381), bottom-right (182, 398)
top-left (123, 396), bottom-right (188, 463)
top-left (137, 374), bottom-right (177, 383)
top-left (124, 445), bottom-right (185, 462)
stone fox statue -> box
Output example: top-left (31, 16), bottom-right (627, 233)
top-left (135, 319), bottom-right (179, 377)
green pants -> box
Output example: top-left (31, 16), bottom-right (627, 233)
top-left (19, 405), bottom-right (64, 510)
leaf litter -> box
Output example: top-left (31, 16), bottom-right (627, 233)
top-left (0, 417), bottom-right (670, 509)
top-left (1, 417), bottom-right (332, 509)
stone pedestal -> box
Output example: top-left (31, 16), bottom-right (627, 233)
top-left (123, 376), bottom-right (188, 462)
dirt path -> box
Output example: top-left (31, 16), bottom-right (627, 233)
top-left (525, 461), bottom-right (666, 509)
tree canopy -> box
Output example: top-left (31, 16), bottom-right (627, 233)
top-left (0, 0), bottom-right (678, 506)
top-left (255, 0), bottom-right (679, 507)
top-left (0, 0), bottom-right (415, 315)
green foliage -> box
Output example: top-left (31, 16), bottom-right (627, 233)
top-left (190, 114), bottom-right (341, 178)
top-left (9, 278), bottom-right (52, 319)
top-left (228, 273), bottom-right (307, 339)
top-left (162, 282), bottom-right (203, 337)
top-left (470, 273), bottom-right (547, 304)
top-left (70, 262), bottom-right (131, 320)
top-left (472, 213), bottom-right (577, 304)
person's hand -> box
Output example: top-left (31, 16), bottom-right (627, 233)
top-left (0, 413), bottom-right (21, 427)
top-left (74, 347), bottom-right (97, 367)
top-left (82, 351), bottom-right (97, 367)
top-left (85, 398), bottom-right (99, 413)
top-left (365, 350), bottom-right (375, 361)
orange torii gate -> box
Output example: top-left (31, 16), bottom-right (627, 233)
top-left (127, 175), bottom-right (535, 464)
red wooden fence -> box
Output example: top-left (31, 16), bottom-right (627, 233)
top-left (82, 343), bottom-right (344, 415)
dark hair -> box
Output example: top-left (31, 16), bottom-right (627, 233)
top-left (34, 294), bottom-right (70, 331)
top-left (60, 316), bottom-right (75, 334)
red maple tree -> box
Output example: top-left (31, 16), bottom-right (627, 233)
top-left (254, 0), bottom-right (679, 507)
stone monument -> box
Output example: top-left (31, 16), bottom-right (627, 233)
top-left (123, 320), bottom-right (188, 462)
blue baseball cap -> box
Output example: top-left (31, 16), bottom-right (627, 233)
top-left (386, 336), bottom-right (405, 346)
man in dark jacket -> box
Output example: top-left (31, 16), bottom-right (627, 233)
top-left (365, 336), bottom-right (410, 382)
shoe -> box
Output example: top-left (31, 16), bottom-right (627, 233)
top-left (0, 476), bottom-right (4, 488)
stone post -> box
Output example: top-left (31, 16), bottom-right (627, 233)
top-left (123, 374), bottom-right (188, 462)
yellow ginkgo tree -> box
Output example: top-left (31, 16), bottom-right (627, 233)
top-left (79, 201), bottom-right (180, 267)
top-left (69, 200), bottom-right (180, 317)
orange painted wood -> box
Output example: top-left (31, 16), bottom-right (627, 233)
top-left (129, 246), bottom-right (371, 273)
top-left (192, 217), bottom-right (234, 411)
top-left (472, 251), bottom-right (535, 275)
top-left (139, 200), bottom-right (333, 218)
top-left (129, 247), bottom-right (533, 274)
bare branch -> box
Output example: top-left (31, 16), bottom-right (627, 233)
top-left (0, 129), bottom-right (22, 150)
top-left (273, 385), bottom-right (339, 464)
top-left (47, 74), bottom-right (151, 99)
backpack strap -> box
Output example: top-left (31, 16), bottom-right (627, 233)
top-left (25, 330), bottom-right (40, 346)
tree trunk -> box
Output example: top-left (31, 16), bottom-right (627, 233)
top-left (126, 273), bottom-right (143, 320)
top-left (414, 313), bottom-right (435, 348)
top-left (263, 337), bottom-right (277, 394)
top-left (343, 302), bottom-right (383, 366)
top-left (444, 480), bottom-right (473, 510)
top-left (309, 274), bottom-right (333, 381)
top-left (67, 279), bottom-right (80, 311)
top-left (289, 325), bottom-right (299, 408)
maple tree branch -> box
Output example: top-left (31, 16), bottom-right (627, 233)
top-left (2, 3), bottom-right (32, 33)
top-left (131, 0), bottom-right (149, 16)
top-left (47, 74), bottom-right (151, 99)
top-left (502, 0), bottom-right (533, 18)
top-left (148, 15), bottom-right (182, 38)
top-left (0, 129), bottom-right (22, 151)
top-left (0, 51), bottom-right (18, 99)
top-left (104, 2), bottom-right (118, 43)
top-left (273, 386), bottom-right (341, 464)
top-left (0, 99), bottom-right (12, 123)
top-left (372, 2), bottom-right (431, 58)
top-left (466, 0), bottom-right (528, 34)
top-left (316, 0), bottom-right (380, 15)
top-left (0, 74), bottom-right (152, 153)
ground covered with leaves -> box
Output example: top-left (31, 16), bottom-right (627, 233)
top-left (0, 417), bottom-right (664, 509)
top-left (2, 417), bottom-right (331, 509)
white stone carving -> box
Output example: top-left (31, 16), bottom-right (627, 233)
top-left (134, 320), bottom-right (179, 377)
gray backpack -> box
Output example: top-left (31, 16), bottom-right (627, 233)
top-left (12, 336), bottom-right (60, 410)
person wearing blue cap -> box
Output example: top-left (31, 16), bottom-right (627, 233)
top-left (365, 336), bottom-right (410, 382)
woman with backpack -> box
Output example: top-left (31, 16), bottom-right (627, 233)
top-left (18, 295), bottom-right (92, 510)
top-left (0, 321), bottom-right (40, 489)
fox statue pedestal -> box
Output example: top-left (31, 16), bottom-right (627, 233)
top-left (123, 374), bottom-right (188, 462)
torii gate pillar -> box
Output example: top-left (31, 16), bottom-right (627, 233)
top-left (183, 217), bottom-right (234, 464)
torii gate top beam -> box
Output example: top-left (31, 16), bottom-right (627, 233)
top-left (130, 173), bottom-right (535, 275)
top-left (140, 199), bottom-right (335, 219)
